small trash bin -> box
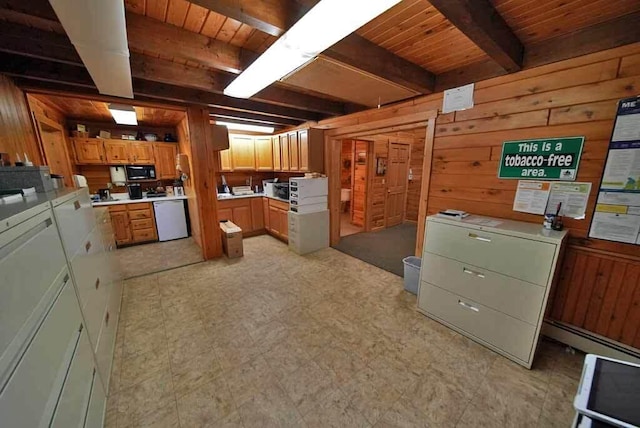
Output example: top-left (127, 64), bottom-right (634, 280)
top-left (402, 256), bottom-right (421, 295)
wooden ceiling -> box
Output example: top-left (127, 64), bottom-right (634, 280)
top-left (0, 0), bottom-right (638, 124)
top-left (32, 93), bottom-right (186, 126)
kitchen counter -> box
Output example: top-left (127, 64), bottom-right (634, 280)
top-left (92, 195), bottom-right (188, 207)
top-left (217, 193), bottom-right (289, 203)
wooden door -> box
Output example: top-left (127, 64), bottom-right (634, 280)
top-left (251, 197), bottom-right (265, 230)
top-left (230, 135), bottom-right (256, 170)
top-left (262, 198), bottom-right (270, 230)
top-left (36, 120), bottom-right (74, 186)
top-left (73, 139), bottom-right (105, 164)
top-left (104, 140), bottom-right (130, 165)
top-left (272, 137), bottom-right (282, 171)
top-left (153, 143), bottom-right (178, 179)
top-left (232, 205), bottom-right (252, 233)
top-left (278, 209), bottom-right (289, 239)
top-left (130, 143), bottom-right (155, 164)
top-left (110, 211), bottom-right (131, 245)
top-left (255, 136), bottom-right (274, 171)
top-left (218, 207), bottom-right (233, 222)
top-left (298, 130), bottom-right (309, 172)
top-left (280, 134), bottom-right (290, 171)
top-left (268, 206), bottom-right (281, 237)
top-left (385, 143), bottom-right (410, 227)
top-left (288, 132), bottom-right (299, 171)
top-left (351, 141), bottom-right (368, 227)
top-left (219, 149), bottom-right (233, 172)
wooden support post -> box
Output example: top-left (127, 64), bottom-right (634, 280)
top-left (415, 117), bottom-right (436, 256)
top-left (326, 135), bottom-right (342, 246)
top-left (186, 106), bottom-right (223, 260)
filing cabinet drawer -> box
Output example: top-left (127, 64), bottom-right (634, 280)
top-left (421, 253), bottom-right (545, 325)
top-left (424, 221), bottom-right (555, 286)
top-left (131, 218), bottom-right (154, 230)
top-left (128, 208), bottom-right (152, 220)
top-left (132, 228), bottom-right (156, 242)
top-left (71, 228), bottom-right (106, 308)
top-left (418, 282), bottom-right (536, 363)
top-left (85, 371), bottom-right (106, 428)
top-left (96, 280), bottom-right (122, 391)
top-left (53, 190), bottom-right (95, 255)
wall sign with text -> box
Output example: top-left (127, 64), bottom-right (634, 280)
top-left (498, 137), bottom-right (584, 180)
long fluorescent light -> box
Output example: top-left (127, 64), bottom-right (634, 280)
top-left (224, 0), bottom-right (401, 98)
top-left (108, 104), bottom-right (138, 125)
top-left (216, 121), bottom-right (275, 134)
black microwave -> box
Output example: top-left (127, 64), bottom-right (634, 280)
top-left (125, 165), bottom-right (156, 181)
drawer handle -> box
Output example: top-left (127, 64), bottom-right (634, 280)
top-left (458, 300), bottom-right (479, 312)
top-left (74, 200), bottom-right (81, 210)
top-left (95, 278), bottom-right (100, 289)
top-left (468, 233), bottom-right (491, 242)
top-left (463, 268), bottom-right (485, 279)
top-left (85, 240), bottom-right (92, 252)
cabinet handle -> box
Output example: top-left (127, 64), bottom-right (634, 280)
top-left (468, 232), bottom-right (491, 242)
top-left (85, 240), bottom-right (92, 252)
top-left (458, 300), bottom-right (479, 312)
top-left (74, 200), bottom-right (81, 210)
top-left (463, 267), bottom-right (485, 279)
top-left (95, 278), bottom-right (100, 289)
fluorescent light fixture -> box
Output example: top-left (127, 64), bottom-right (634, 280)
top-left (216, 121), bottom-right (275, 134)
top-left (108, 103), bottom-right (138, 125)
top-left (224, 0), bottom-right (401, 98)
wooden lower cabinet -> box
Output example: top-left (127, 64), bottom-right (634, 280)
top-left (217, 197), bottom-right (265, 236)
top-left (108, 203), bottom-right (158, 247)
top-left (265, 198), bottom-right (289, 242)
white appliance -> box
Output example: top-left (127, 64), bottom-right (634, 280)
top-left (153, 200), bottom-right (188, 241)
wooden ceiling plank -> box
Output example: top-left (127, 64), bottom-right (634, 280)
top-left (146, 0), bottom-right (169, 21)
top-left (182, 3), bottom-right (208, 32)
top-left (215, 17), bottom-right (243, 43)
top-left (428, 0), bottom-right (524, 73)
top-left (199, 10), bottom-right (226, 38)
top-left (165, 0), bottom-right (190, 27)
top-left (230, 24), bottom-right (256, 48)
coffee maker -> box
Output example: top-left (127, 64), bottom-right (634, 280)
top-left (127, 183), bottom-right (143, 199)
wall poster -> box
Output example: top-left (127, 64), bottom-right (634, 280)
top-left (589, 96), bottom-right (640, 245)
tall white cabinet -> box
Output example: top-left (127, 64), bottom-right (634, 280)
top-left (417, 215), bottom-right (566, 368)
top-left (0, 188), bottom-right (122, 428)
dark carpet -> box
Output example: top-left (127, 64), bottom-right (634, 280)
top-left (333, 223), bottom-right (417, 277)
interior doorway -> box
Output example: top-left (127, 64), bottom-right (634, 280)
top-left (32, 114), bottom-right (75, 187)
top-left (385, 142), bottom-right (410, 227)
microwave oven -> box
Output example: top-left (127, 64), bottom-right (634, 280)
top-left (125, 165), bottom-right (156, 181)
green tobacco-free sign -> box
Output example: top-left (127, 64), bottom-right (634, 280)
top-left (498, 137), bottom-right (584, 180)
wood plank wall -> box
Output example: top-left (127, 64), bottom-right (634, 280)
top-left (352, 140), bottom-right (368, 227)
top-left (0, 75), bottom-right (41, 165)
top-left (426, 43), bottom-right (640, 349)
top-left (406, 133), bottom-right (426, 222)
top-left (177, 115), bottom-right (202, 250)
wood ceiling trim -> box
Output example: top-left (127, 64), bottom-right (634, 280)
top-left (208, 107), bottom-right (301, 126)
top-left (185, 0), bottom-right (436, 94)
top-left (428, 0), bottom-right (524, 72)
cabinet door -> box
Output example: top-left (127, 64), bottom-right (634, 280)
top-left (251, 198), bottom-right (264, 230)
top-left (288, 132), bottom-right (299, 171)
top-left (130, 143), bottom-right (155, 165)
top-left (272, 137), bottom-right (282, 171)
top-left (110, 212), bottom-right (131, 246)
top-left (298, 130), bottom-right (310, 172)
top-left (219, 149), bottom-right (233, 172)
top-left (153, 143), bottom-right (178, 179)
top-left (218, 207), bottom-right (233, 223)
top-left (268, 206), bottom-right (280, 237)
top-left (74, 139), bottom-right (105, 164)
top-left (262, 198), bottom-right (270, 230)
top-left (255, 137), bottom-right (274, 171)
top-left (280, 135), bottom-right (290, 171)
top-left (230, 135), bottom-right (256, 170)
top-left (278, 209), bottom-right (289, 239)
top-left (104, 140), bottom-right (130, 165)
top-left (232, 205), bottom-right (252, 233)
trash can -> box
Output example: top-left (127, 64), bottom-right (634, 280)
top-left (402, 256), bottom-right (421, 294)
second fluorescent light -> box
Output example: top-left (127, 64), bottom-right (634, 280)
top-left (224, 0), bottom-right (401, 99)
top-left (216, 121), bottom-right (275, 134)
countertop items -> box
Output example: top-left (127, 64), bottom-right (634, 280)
top-left (92, 194), bottom-right (187, 206)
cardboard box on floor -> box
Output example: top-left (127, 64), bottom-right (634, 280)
top-left (220, 221), bottom-right (243, 258)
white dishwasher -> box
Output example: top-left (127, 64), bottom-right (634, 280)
top-left (153, 200), bottom-right (188, 241)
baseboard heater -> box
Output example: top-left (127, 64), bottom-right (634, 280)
top-left (543, 320), bottom-right (640, 364)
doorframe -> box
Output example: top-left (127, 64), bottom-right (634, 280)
top-left (323, 109), bottom-right (437, 250)
top-left (30, 112), bottom-right (76, 188)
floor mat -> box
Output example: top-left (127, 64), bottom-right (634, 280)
top-left (332, 222), bottom-right (417, 277)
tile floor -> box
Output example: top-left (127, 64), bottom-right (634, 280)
top-left (341, 212), bottom-right (364, 237)
top-left (105, 235), bottom-right (584, 428)
top-left (115, 237), bottom-right (204, 279)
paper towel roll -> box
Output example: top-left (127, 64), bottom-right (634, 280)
top-left (73, 174), bottom-right (88, 188)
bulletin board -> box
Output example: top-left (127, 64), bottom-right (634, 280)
top-left (588, 96), bottom-right (640, 245)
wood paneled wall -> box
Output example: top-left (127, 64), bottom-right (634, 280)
top-left (352, 141), bottom-right (368, 227)
top-left (425, 43), bottom-right (640, 349)
top-left (341, 140), bottom-right (353, 189)
top-left (369, 139), bottom-right (388, 229)
top-left (406, 133), bottom-right (426, 222)
top-left (0, 75), bottom-right (41, 165)
top-left (177, 115), bottom-right (202, 250)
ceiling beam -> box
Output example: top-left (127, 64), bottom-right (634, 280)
top-left (209, 108), bottom-right (301, 126)
top-left (435, 11), bottom-right (640, 91)
top-left (0, 53), bottom-right (322, 121)
top-left (0, 21), bottom-right (355, 116)
top-left (428, 0), bottom-right (523, 73)
top-left (186, 0), bottom-right (436, 93)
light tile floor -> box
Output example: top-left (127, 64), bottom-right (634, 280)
top-left (115, 237), bottom-right (204, 279)
top-left (106, 235), bottom-right (584, 428)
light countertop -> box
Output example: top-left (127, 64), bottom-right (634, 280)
top-left (217, 193), bottom-right (289, 203)
top-left (92, 195), bottom-right (188, 207)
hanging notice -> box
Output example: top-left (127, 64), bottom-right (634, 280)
top-left (546, 182), bottom-right (592, 219)
top-left (498, 137), bottom-right (584, 180)
top-left (513, 181), bottom-right (551, 215)
top-left (442, 83), bottom-right (474, 114)
top-left (589, 96), bottom-right (640, 245)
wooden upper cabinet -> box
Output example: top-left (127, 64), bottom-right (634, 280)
top-left (219, 149), bottom-right (232, 172)
top-left (272, 136), bottom-right (282, 171)
top-left (104, 140), bottom-right (130, 165)
top-left (280, 134), bottom-right (290, 171)
top-left (130, 142), bottom-right (155, 165)
top-left (73, 138), bottom-right (105, 164)
top-left (254, 136), bottom-right (273, 171)
top-left (230, 135), bottom-right (255, 170)
top-left (288, 132), bottom-right (300, 171)
top-left (153, 143), bottom-right (178, 179)
top-left (298, 130), bottom-right (310, 172)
